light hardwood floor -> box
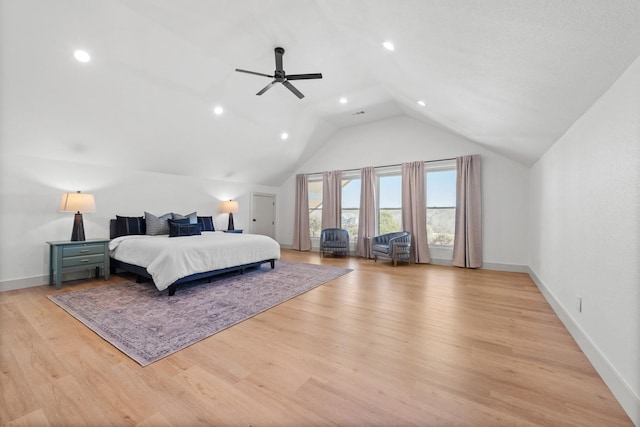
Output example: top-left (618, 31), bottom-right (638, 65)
top-left (0, 250), bottom-right (632, 426)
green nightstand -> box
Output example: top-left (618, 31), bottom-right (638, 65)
top-left (47, 239), bottom-right (110, 289)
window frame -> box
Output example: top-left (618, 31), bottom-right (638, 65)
top-left (341, 170), bottom-right (362, 241)
top-left (375, 165), bottom-right (403, 235)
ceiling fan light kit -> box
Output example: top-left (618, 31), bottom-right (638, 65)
top-left (235, 47), bottom-right (322, 99)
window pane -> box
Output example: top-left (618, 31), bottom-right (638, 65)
top-left (427, 207), bottom-right (455, 245)
top-left (426, 170), bottom-right (456, 246)
top-left (308, 180), bottom-right (322, 238)
top-left (427, 170), bottom-right (456, 207)
top-left (379, 209), bottom-right (402, 234)
top-left (379, 175), bottom-right (402, 233)
top-left (342, 178), bottom-right (360, 240)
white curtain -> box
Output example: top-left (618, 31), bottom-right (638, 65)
top-left (321, 170), bottom-right (343, 230)
top-left (292, 174), bottom-right (311, 251)
top-left (356, 166), bottom-right (376, 258)
top-left (401, 161), bottom-right (430, 263)
top-left (452, 155), bottom-right (482, 268)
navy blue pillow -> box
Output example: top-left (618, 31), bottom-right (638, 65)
top-left (169, 222), bottom-right (202, 237)
top-left (116, 215), bottom-right (145, 237)
top-left (197, 216), bottom-right (215, 231)
top-left (168, 218), bottom-right (190, 226)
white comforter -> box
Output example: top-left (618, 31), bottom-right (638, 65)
top-left (109, 232), bottom-right (281, 291)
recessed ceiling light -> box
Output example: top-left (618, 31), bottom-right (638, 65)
top-left (213, 106), bottom-right (224, 115)
top-left (417, 100), bottom-right (426, 107)
top-left (281, 132), bottom-right (289, 140)
top-left (339, 97), bottom-right (348, 104)
top-left (382, 41), bottom-right (395, 51)
top-left (74, 50), bottom-right (91, 63)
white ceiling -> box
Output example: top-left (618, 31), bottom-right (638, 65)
top-left (2, 0), bottom-right (640, 185)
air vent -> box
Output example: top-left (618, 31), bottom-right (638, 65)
top-left (352, 111), bottom-right (365, 115)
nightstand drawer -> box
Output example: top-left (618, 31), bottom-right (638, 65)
top-left (62, 254), bottom-right (105, 268)
top-left (63, 244), bottom-right (106, 257)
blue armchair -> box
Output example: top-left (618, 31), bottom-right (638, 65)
top-left (372, 231), bottom-right (411, 266)
top-left (320, 228), bottom-right (350, 257)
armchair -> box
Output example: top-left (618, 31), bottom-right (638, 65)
top-left (372, 231), bottom-right (411, 266)
top-left (320, 228), bottom-right (350, 257)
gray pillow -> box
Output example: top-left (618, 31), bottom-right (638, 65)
top-left (172, 211), bottom-right (197, 224)
top-left (145, 212), bottom-right (172, 235)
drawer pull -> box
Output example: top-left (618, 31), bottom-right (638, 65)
top-left (80, 249), bottom-right (90, 253)
top-left (80, 259), bottom-right (90, 263)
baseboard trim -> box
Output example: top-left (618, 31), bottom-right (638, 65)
top-left (527, 267), bottom-right (639, 425)
top-left (482, 262), bottom-right (529, 273)
top-left (1, 275), bottom-right (48, 292)
top-left (1, 270), bottom-right (100, 292)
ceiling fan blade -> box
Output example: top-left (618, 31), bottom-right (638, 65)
top-left (256, 81), bottom-right (277, 96)
top-left (274, 47), bottom-right (284, 71)
top-left (282, 80), bottom-right (304, 99)
top-left (286, 73), bottom-right (323, 80)
top-left (235, 68), bottom-right (273, 78)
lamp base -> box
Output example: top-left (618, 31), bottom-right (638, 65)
top-left (71, 212), bottom-right (86, 241)
top-left (228, 212), bottom-right (235, 231)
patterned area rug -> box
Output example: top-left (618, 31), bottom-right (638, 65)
top-left (49, 260), bottom-right (351, 366)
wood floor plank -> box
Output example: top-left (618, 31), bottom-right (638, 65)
top-left (0, 249), bottom-right (633, 426)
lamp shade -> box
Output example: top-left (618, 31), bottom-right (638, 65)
top-left (220, 200), bottom-right (239, 214)
top-left (59, 191), bottom-right (96, 213)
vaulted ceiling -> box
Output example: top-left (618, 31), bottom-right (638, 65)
top-left (2, 0), bottom-right (640, 185)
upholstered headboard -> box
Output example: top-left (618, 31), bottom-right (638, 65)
top-left (109, 219), bottom-right (118, 239)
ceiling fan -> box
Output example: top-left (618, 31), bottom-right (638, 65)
top-left (235, 47), bottom-right (322, 99)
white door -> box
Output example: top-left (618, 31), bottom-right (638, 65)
top-left (250, 193), bottom-right (276, 239)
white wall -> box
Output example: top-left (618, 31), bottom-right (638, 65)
top-left (0, 154), bottom-right (278, 290)
top-left (529, 56), bottom-right (640, 422)
top-left (277, 115), bottom-right (530, 269)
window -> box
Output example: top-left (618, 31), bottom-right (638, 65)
top-left (341, 175), bottom-right (360, 240)
top-left (307, 160), bottom-right (457, 247)
top-left (378, 171), bottom-right (402, 234)
top-left (426, 162), bottom-right (456, 246)
top-left (308, 178), bottom-right (322, 238)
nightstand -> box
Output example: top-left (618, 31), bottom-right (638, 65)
top-left (47, 239), bottom-right (110, 289)
top-left (223, 229), bottom-right (243, 233)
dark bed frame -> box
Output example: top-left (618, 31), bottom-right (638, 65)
top-left (109, 220), bottom-right (275, 296)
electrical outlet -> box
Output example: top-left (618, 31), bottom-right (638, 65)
top-left (577, 296), bottom-right (582, 313)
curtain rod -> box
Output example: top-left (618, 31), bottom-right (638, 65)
top-left (306, 157), bottom-right (457, 176)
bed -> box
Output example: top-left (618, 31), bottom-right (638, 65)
top-left (109, 218), bottom-right (280, 296)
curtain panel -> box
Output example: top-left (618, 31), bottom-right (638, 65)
top-left (452, 155), bottom-right (482, 268)
top-left (356, 166), bottom-right (376, 258)
top-left (401, 161), bottom-right (430, 263)
top-left (292, 174), bottom-right (311, 251)
top-left (321, 170), bottom-right (343, 230)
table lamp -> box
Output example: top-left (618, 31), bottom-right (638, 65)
top-left (220, 200), bottom-right (239, 230)
top-left (59, 191), bottom-right (96, 241)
